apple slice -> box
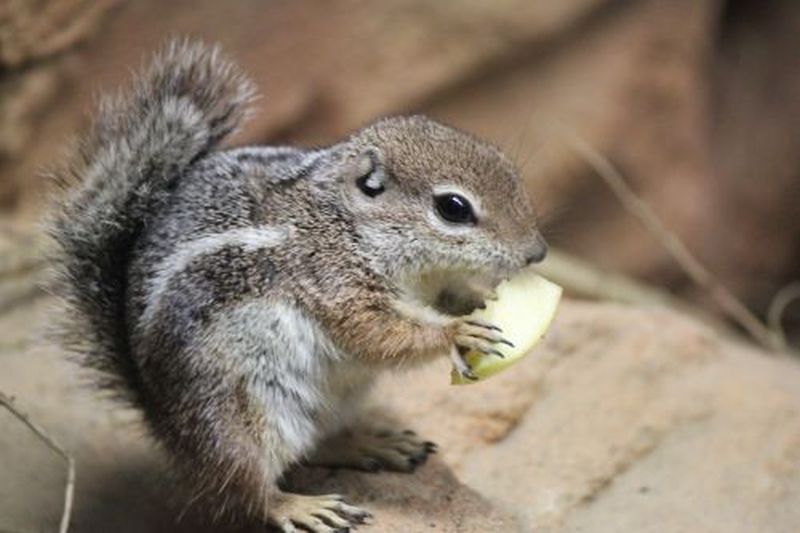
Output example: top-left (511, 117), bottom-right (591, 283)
top-left (450, 271), bottom-right (562, 385)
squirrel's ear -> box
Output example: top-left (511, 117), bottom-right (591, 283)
top-left (354, 148), bottom-right (387, 198)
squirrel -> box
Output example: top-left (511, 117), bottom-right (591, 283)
top-left (48, 40), bottom-right (547, 531)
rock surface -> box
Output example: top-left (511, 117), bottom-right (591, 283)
top-left (2, 297), bottom-right (800, 532)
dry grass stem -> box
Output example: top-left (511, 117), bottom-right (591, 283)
top-left (564, 133), bottom-right (785, 353)
top-left (0, 391), bottom-right (75, 533)
top-left (767, 282), bottom-right (800, 349)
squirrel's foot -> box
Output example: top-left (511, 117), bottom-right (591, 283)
top-left (448, 318), bottom-right (512, 380)
top-left (267, 491), bottom-right (372, 532)
top-left (308, 429), bottom-right (437, 473)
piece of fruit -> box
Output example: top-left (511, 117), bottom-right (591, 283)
top-left (450, 271), bottom-right (562, 385)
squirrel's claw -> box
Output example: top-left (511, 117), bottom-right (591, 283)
top-left (457, 324), bottom-right (514, 348)
top-left (449, 345), bottom-right (479, 380)
top-left (463, 319), bottom-right (502, 332)
top-left (452, 319), bottom-right (513, 360)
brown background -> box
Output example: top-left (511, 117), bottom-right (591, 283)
top-left (2, 0), bottom-right (799, 338)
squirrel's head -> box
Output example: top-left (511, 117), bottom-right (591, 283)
top-left (327, 115), bottom-right (546, 305)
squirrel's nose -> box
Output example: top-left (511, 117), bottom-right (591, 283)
top-left (525, 234), bottom-right (548, 265)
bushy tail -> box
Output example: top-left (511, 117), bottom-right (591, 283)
top-left (48, 39), bottom-right (256, 405)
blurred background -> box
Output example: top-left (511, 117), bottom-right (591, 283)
top-left (1, 0), bottom-right (799, 344)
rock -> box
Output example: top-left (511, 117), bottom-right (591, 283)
top-left (2, 297), bottom-right (800, 532)
top-left (376, 300), bottom-right (800, 532)
top-left (0, 297), bottom-right (513, 532)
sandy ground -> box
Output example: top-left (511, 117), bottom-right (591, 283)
top-left (2, 298), bottom-right (800, 532)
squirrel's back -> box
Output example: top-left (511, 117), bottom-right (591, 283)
top-left (48, 40), bottom-right (255, 406)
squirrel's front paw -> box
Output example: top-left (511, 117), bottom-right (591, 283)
top-left (447, 318), bottom-right (513, 381)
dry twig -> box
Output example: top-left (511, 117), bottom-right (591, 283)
top-left (564, 133), bottom-right (785, 353)
top-left (0, 391), bottom-right (75, 533)
top-left (767, 282), bottom-right (800, 349)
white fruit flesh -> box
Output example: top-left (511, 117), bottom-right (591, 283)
top-left (450, 271), bottom-right (562, 385)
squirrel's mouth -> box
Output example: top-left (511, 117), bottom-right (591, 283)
top-left (398, 268), bottom-right (507, 317)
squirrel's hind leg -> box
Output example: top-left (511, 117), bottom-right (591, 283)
top-left (138, 275), bottom-right (372, 526)
top-left (306, 428), bottom-right (437, 473)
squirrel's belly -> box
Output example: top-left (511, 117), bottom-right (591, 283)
top-left (293, 305), bottom-right (376, 402)
top-left (309, 337), bottom-right (376, 437)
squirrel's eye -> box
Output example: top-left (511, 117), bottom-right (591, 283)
top-left (434, 193), bottom-right (476, 224)
top-left (356, 172), bottom-right (385, 198)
